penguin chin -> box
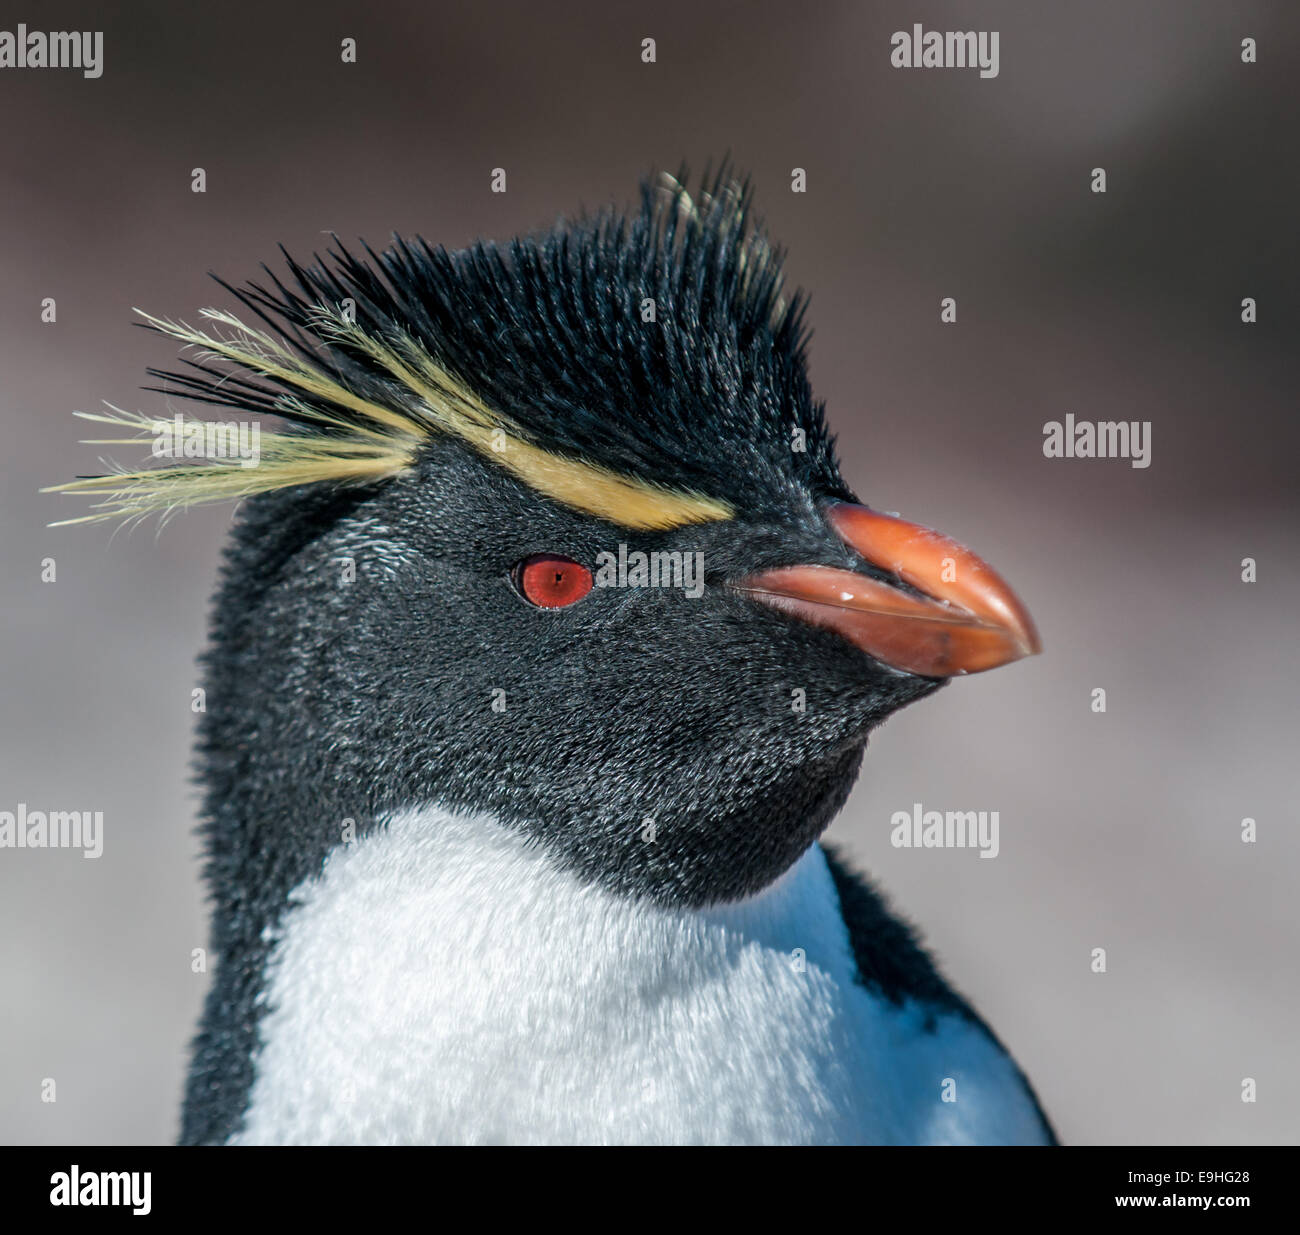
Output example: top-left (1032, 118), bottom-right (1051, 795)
top-left (676, 670), bottom-right (948, 905)
top-left (541, 737), bottom-right (869, 911)
top-left (702, 739), bottom-right (871, 908)
top-left (715, 740), bottom-right (869, 906)
top-left (505, 669), bottom-right (946, 909)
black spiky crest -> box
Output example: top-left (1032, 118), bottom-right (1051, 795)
top-left (48, 164), bottom-right (850, 527)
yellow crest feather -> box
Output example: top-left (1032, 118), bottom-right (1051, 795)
top-left (45, 307), bottom-right (733, 531)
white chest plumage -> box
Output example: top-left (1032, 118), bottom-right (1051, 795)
top-left (231, 806), bottom-right (1048, 1145)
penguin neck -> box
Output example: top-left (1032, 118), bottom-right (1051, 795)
top-left (220, 802), bottom-right (1053, 1146)
top-left (231, 802), bottom-right (869, 1144)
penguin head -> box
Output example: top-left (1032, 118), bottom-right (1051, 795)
top-left (49, 168), bottom-right (1039, 907)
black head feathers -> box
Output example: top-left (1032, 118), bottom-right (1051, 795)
top-left (46, 166), bottom-right (851, 528)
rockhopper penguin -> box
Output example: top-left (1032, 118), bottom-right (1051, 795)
top-left (50, 168), bottom-right (1055, 1145)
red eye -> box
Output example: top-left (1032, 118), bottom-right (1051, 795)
top-left (514, 555), bottom-right (594, 608)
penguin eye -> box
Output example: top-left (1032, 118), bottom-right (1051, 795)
top-left (513, 554), bottom-right (594, 609)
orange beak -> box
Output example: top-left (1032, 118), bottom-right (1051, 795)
top-left (735, 502), bottom-right (1042, 678)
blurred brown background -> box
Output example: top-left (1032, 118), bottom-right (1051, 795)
top-left (2, 0), bottom-right (1296, 1145)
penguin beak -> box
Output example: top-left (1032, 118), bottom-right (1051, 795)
top-left (735, 502), bottom-right (1042, 678)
